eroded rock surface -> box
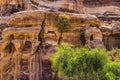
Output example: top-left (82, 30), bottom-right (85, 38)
top-left (85, 27), bottom-right (104, 48)
top-left (0, 1), bottom-right (120, 80)
top-left (0, 9), bottom-right (102, 80)
top-left (0, 39), bottom-right (56, 80)
top-left (100, 22), bottom-right (120, 50)
top-left (8, 10), bottom-right (99, 27)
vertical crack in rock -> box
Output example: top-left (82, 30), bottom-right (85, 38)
top-left (34, 13), bottom-right (46, 80)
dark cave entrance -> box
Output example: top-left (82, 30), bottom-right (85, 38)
top-left (80, 32), bottom-right (86, 45)
top-left (90, 34), bottom-right (94, 41)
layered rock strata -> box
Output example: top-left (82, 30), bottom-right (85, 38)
top-left (0, 10), bottom-right (100, 80)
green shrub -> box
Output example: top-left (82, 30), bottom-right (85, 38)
top-left (103, 61), bottom-right (120, 80)
top-left (52, 44), bottom-right (77, 78)
top-left (52, 44), bottom-right (109, 80)
top-left (56, 14), bottom-right (70, 31)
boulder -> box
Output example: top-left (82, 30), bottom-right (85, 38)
top-left (85, 27), bottom-right (103, 42)
top-left (87, 40), bottom-right (104, 49)
top-left (85, 27), bottom-right (104, 48)
top-left (100, 22), bottom-right (120, 50)
top-left (112, 22), bottom-right (120, 35)
top-left (100, 25), bottom-right (112, 36)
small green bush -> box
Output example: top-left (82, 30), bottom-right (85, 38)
top-left (56, 14), bottom-right (70, 45)
top-left (103, 61), bottom-right (120, 80)
top-left (56, 14), bottom-right (70, 31)
top-left (52, 44), bottom-right (109, 80)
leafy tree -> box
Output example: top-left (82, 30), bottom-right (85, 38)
top-left (75, 47), bottom-right (109, 80)
top-left (52, 44), bottom-right (77, 79)
top-left (52, 44), bottom-right (109, 80)
top-left (56, 14), bottom-right (70, 45)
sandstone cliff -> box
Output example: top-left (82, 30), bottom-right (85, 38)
top-left (0, 1), bottom-right (120, 80)
top-left (0, 9), bottom-right (101, 80)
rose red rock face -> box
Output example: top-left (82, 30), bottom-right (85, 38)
top-left (100, 25), bottom-right (112, 36)
top-left (112, 23), bottom-right (120, 35)
top-left (0, 12), bottom-right (100, 80)
top-left (0, 0), bottom-right (120, 80)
